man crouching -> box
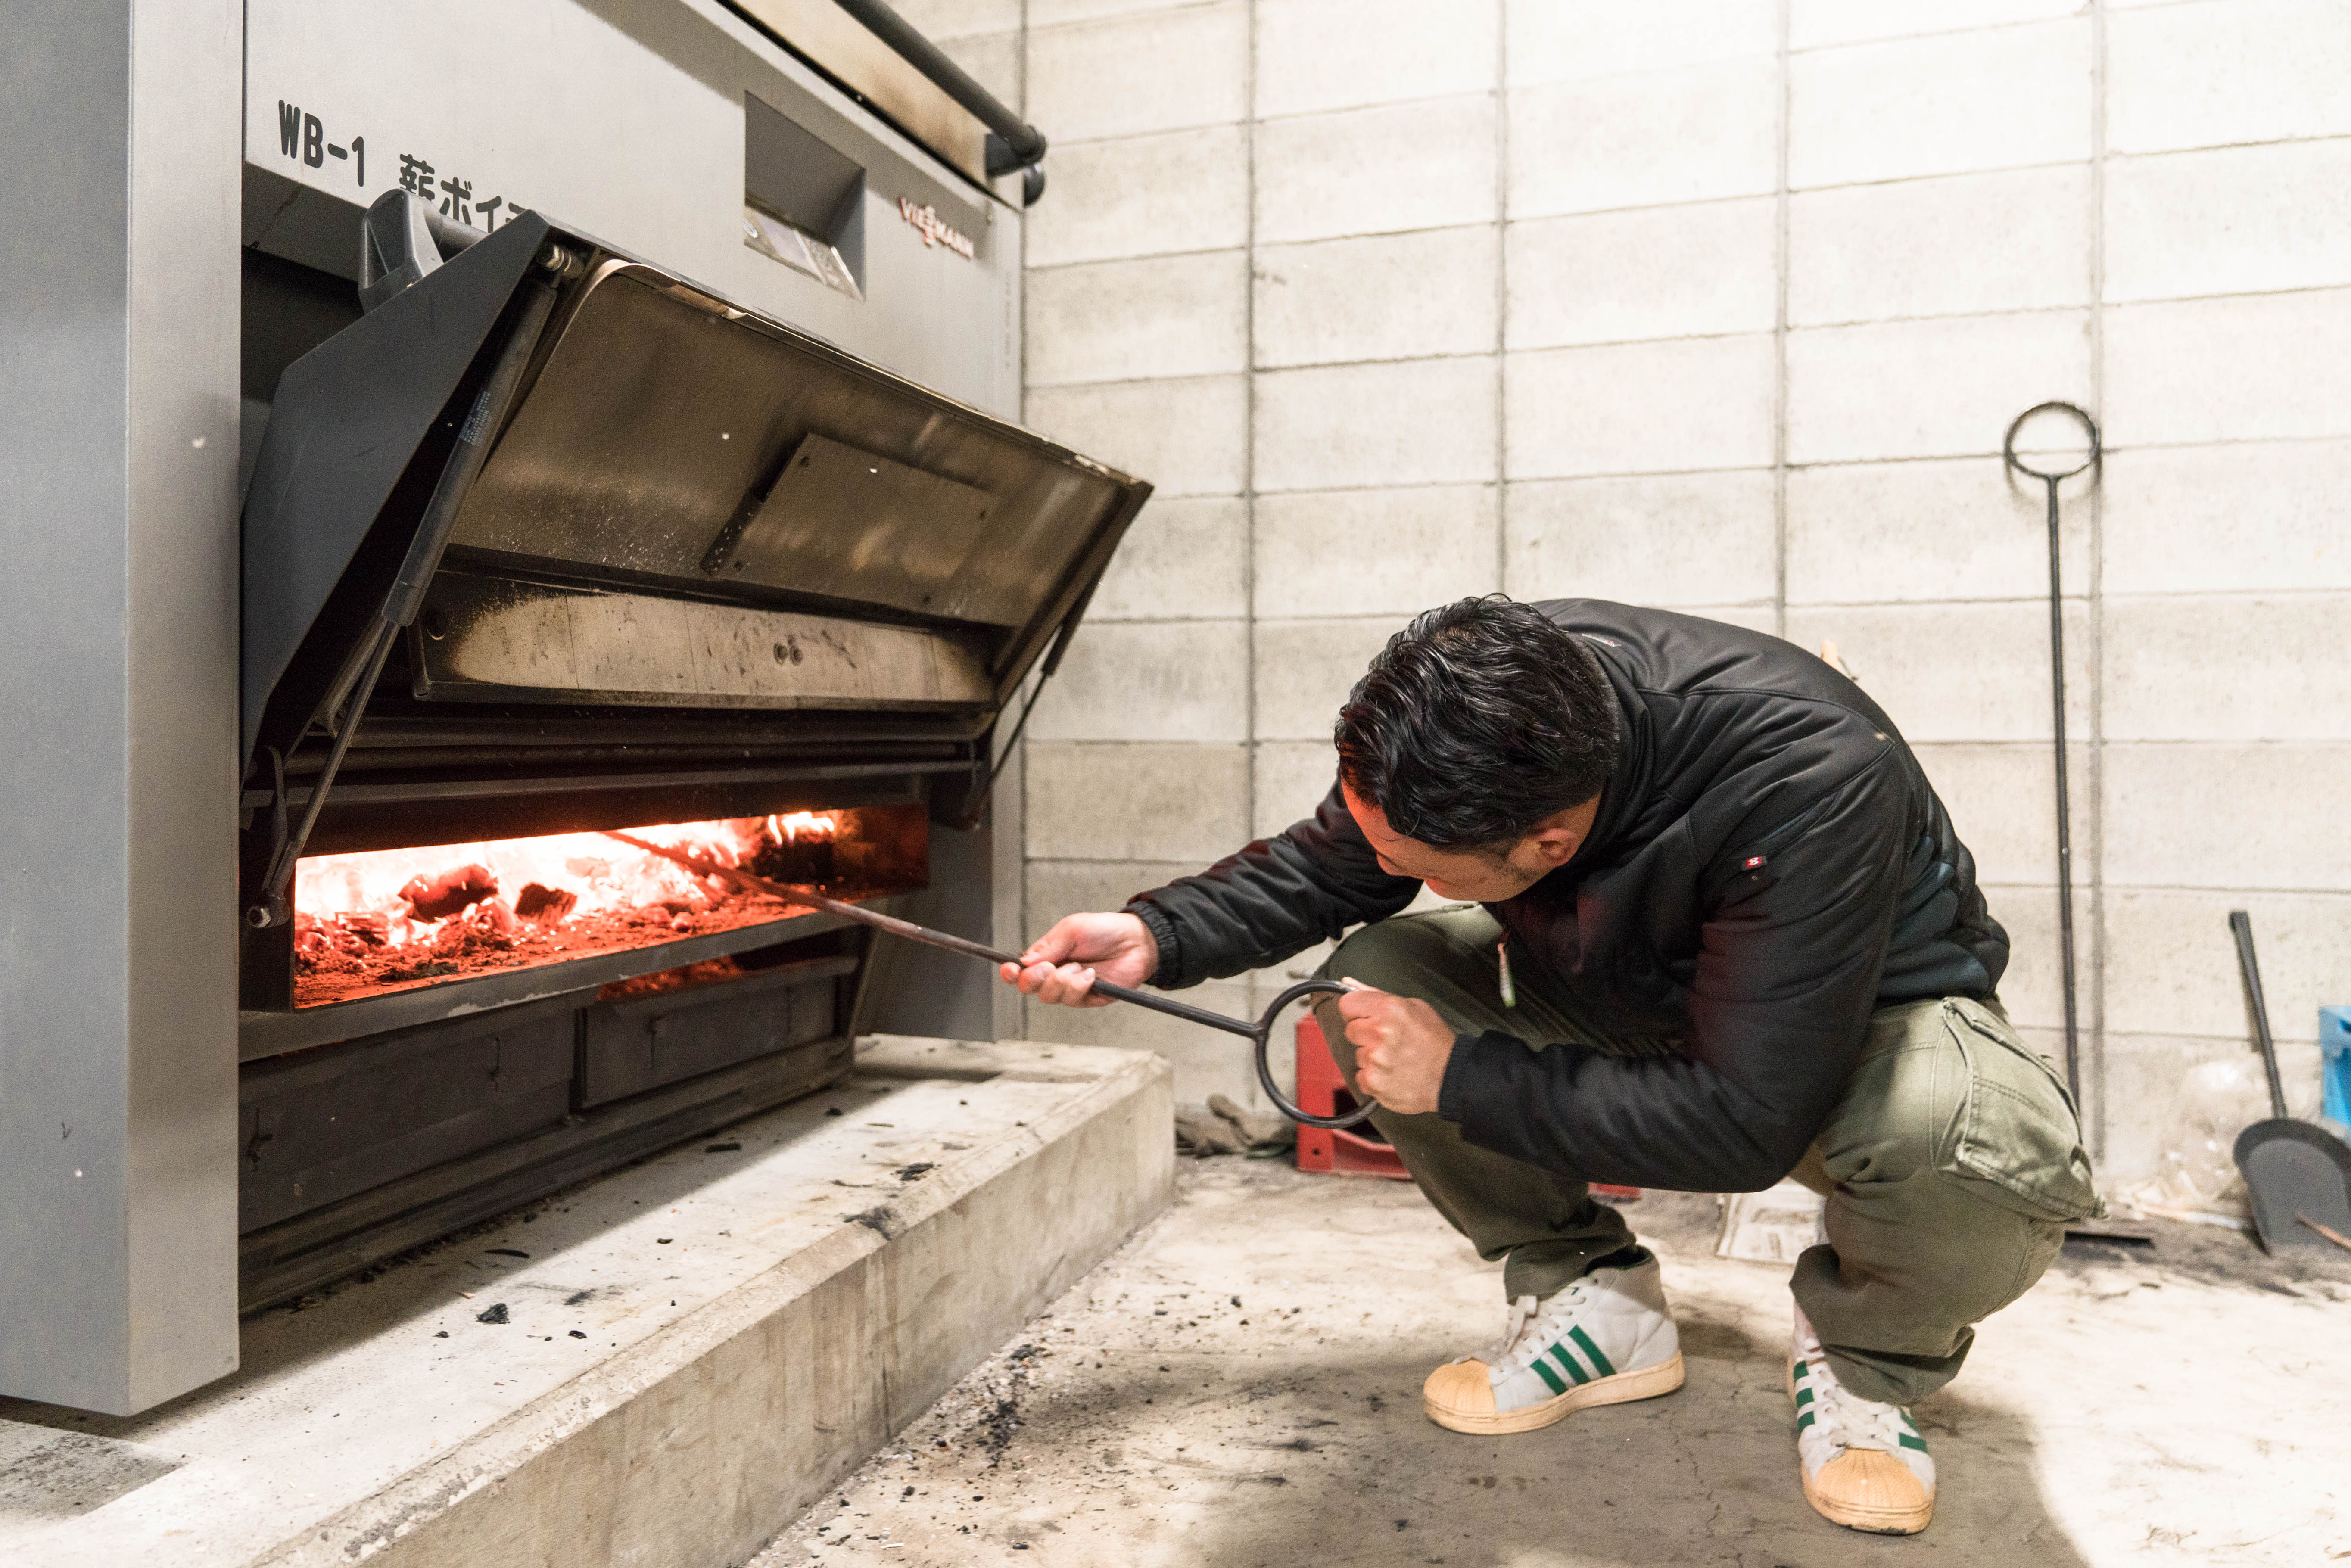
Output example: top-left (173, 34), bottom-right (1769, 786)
top-left (1004, 595), bottom-right (2099, 1536)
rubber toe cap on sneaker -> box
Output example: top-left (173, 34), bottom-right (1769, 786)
top-left (1422, 1360), bottom-right (1497, 1427)
top-left (1805, 1449), bottom-right (1934, 1535)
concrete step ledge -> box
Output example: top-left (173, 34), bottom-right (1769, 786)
top-left (0, 1038), bottom-right (1173, 1568)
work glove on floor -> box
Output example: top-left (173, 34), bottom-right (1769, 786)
top-left (1173, 1095), bottom-right (1296, 1158)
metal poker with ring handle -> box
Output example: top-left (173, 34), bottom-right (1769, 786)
top-left (603, 832), bottom-right (1378, 1130)
top-left (2002, 400), bottom-right (2100, 1107)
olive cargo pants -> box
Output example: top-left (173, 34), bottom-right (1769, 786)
top-left (1313, 905), bottom-right (2100, 1406)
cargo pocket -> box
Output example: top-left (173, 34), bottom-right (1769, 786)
top-left (1936, 999), bottom-right (2101, 1222)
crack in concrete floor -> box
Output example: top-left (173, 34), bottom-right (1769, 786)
top-left (750, 1160), bottom-right (2351, 1568)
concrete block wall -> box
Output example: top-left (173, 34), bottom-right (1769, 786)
top-left (906, 0), bottom-right (2351, 1180)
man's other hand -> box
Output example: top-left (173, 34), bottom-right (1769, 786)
top-left (1003, 912), bottom-right (1159, 1008)
top-left (1339, 982), bottom-right (1455, 1115)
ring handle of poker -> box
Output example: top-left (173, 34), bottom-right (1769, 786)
top-left (1252, 979), bottom-right (1379, 1130)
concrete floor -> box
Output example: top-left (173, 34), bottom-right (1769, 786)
top-left (753, 1157), bottom-right (2351, 1568)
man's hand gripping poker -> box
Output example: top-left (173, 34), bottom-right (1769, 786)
top-left (1000, 912), bottom-right (1452, 1115)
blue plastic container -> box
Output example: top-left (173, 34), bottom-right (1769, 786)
top-left (2323, 1005), bottom-right (2351, 1129)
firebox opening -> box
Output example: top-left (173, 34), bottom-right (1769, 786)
top-left (290, 803), bottom-right (927, 1008)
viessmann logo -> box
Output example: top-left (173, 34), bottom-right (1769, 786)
top-left (898, 196), bottom-right (975, 259)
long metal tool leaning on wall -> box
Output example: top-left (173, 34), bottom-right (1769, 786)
top-left (1005, 595), bottom-right (2101, 1539)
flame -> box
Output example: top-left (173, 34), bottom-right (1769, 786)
top-left (282, 803), bottom-right (929, 1009)
top-left (293, 812), bottom-right (842, 953)
top-left (768, 809), bottom-right (836, 845)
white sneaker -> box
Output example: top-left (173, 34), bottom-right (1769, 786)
top-left (1422, 1249), bottom-right (1685, 1435)
top-left (1790, 1308), bottom-right (1936, 1534)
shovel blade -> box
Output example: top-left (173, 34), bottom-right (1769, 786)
top-left (2235, 1117), bottom-right (2351, 1252)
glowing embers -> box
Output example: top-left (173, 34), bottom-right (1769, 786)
top-left (291, 806), bottom-right (925, 1008)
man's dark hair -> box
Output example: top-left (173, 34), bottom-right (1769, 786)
top-left (1334, 596), bottom-right (1620, 850)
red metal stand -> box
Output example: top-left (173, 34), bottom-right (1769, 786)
top-left (1291, 1012), bottom-right (1412, 1179)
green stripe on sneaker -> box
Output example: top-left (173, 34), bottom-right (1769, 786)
top-left (1567, 1325), bottom-right (1615, 1378)
top-left (1793, 1360), bottom-right (1809, 1380)
top-left (1546, 1344), bottom-right (1591, 1386)
top-left (1796, 1410), bottom-right (1815, 1432)
top-left (1898, 1433), bottom-right (1928, 1452)
top-left (1530, 1357), bottom-right (1568, 1397)
top-left (1794, 1386), bottom-right (1813, 1408)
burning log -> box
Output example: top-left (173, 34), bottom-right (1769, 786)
top-left (294, 912), bottom-right (389, 961)
top-left (430, 899), bottom-right (517, 954)
top-left (334, 912), bottom-right (389, 947)
top-left (747, 832), bottom-right (835, 887)
top-left (291, 917), bottom-right (373, 977)
top-left (400, 863), bottom-right (498, 921)
top-left (287, 804), bottom-right (925, 1008)
top-left (514, 883), bottom-right (578, 923)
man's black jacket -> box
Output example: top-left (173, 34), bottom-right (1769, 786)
top-left (1124, 600), bottom-right (2008, 1194)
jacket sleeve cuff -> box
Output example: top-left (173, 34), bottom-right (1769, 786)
top-left (1123, 899), bottom-right (1181, 989)
top-left (1436, 1030), bottom-right (1507, 1123)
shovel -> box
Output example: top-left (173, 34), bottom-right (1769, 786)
top-left (2228, 911), bottom-right (2351, 1252)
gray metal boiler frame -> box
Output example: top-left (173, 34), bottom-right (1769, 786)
top-left (0, 0), bottom-right (1061, 1416)
top-left (1, 1), bottom-right (246, 1416)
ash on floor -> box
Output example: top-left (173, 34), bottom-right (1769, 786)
top-left (750, 1161), bottom-right (2351, 1568)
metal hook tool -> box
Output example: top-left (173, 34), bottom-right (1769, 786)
top-left (602, 832), bottom-right (1376, 1129)
top-left (2002, 401), bottom-right (2100, 1105)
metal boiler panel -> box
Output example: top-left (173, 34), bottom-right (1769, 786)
top-left (0, 0), bottom-right (1045, 1416)
top-left (242, 0), bottom-right (1021, 417)
top-left (0, 1), bottom-right (245, 1416)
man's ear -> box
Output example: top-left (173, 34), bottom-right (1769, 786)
top-left (1520, 796), bottom-right (1602, 869)
top-left (1527, 829), bottom-right (1582, 867)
